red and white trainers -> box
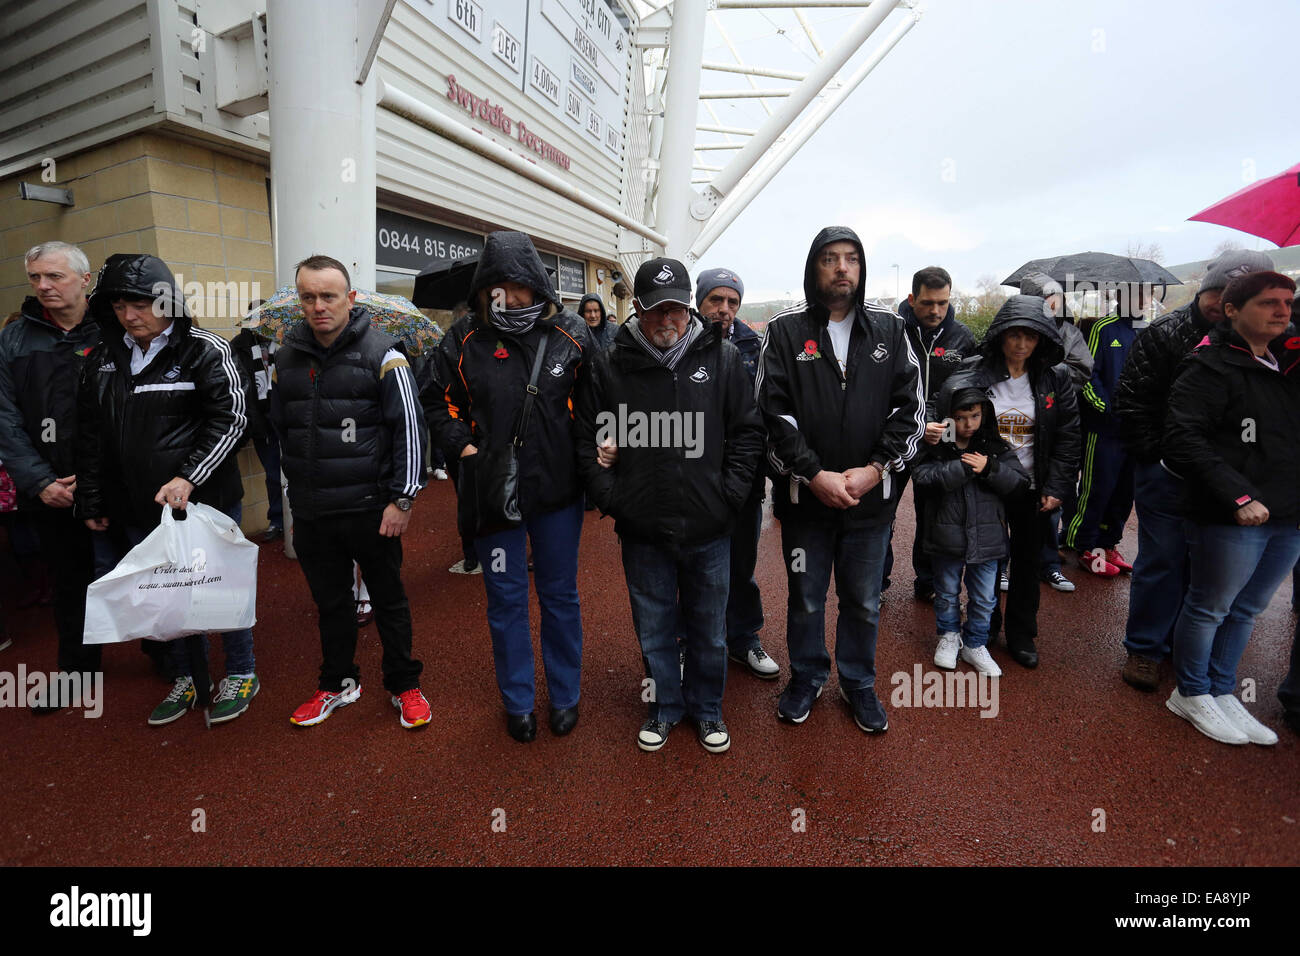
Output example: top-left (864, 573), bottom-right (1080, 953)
top-left (391, 688), bottom-right (432, 729)
top-left (290, 684), bottom-right (362, 726)
top-left (1105, 548), bottom-right (1133, 573)
top-left (1080, 547), bottom-right (1120, 577)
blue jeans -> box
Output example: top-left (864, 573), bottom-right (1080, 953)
top-left (1279, 613), bottom-right (1300, 718)
top-left (1123, 462), bottom-right (1187, 660)
top-left (726, 489), bottom-right (764, 655)
top-left (931, 556), bottom-right (999, 649)
top-left (1172, 521), bottom-right (1300, 697)
top-left (165, 502), bottom-right (255, 677)
top-left (478, 500), bottom-right (584, 715)
top-left (622, 534), bottom-right (729, 723)
top-left (253, 430), bottom-right (283, 528)
top-left (781, 518), bottom-right (890, 691)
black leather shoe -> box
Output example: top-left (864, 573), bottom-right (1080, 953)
top-left (549, 705), bottom-right (579, 736)
top-left (507, 712), bottom-right (537, 743)
top-left (1008, 640), bottom-right (1039, 669)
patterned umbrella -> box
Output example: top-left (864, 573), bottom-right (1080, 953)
top-left (249, 287), bottom-right (443, 353)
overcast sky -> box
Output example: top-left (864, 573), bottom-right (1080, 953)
top-left (691, 0), bottom-right (1298, 302)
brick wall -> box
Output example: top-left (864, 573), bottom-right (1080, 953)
top-left (0, 132), bottom-right (277, 534)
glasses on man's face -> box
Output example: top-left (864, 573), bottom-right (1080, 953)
top-left (820, 253), bottom-right (860, 269)
top-left (644, 304), bottom-right (688, 322)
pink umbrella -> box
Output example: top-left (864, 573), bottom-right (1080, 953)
top-left (1189, 162), bottom-right (1300, 247)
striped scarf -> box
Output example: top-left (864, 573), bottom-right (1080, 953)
top-left (488, 301), bottom-right (546, 335)
top-left (628, 315), bottom-right (700, 371)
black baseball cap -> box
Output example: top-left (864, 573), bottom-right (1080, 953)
top-left (633, 257), bottom-right (693, 309)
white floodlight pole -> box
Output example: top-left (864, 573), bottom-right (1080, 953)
top-left (687, 7), bottom-right (920, 262)
top-left (657, 0), bottom-right (708, 258)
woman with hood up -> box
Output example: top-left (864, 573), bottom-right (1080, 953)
top-left (930, 295), bottom-right (1080, 668)
top-left (428, 231), bottom-right (593, 743)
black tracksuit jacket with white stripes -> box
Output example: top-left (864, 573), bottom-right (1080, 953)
top-left (75, 254), bottom-right (252, 527)
top-left (271, 309), bottom-right (427, 521)
top-left (755, 226), bottom-right (926, 526)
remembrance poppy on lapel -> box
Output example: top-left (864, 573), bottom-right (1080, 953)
top-left (1044, 394), bottom-right (1055, 409)
top-left (804, 339), bottom-right (818, 355)
top-left (1285, 336), bottom-right (1300, 350)
top-left (933, 346), bottom-right (945, 357)
top-left (494, 340), bottom-right (509, 360)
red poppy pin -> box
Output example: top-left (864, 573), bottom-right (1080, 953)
top-left (1044, 394), bottom-right (1055, 409)
top-left (494, 340), bottom-right (509, 360)
top-left (799, 339), bottom-right (821, 360)
top-left (308, 368), bottom-right (318, 384)
top-left (933, 346), bottom-right (945, 357)
top-left (1285, 336), bottom-right (1300, 350)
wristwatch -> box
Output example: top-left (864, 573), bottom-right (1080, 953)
top-left (394, 497), bottom-right (413, 512)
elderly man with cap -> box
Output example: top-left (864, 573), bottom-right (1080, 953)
top-left (578, 257), bottom-right (764, 753)
top-left (1113, 249), bottom-right (1275, 691)
top-left (695, 266), bottom-right (777, 679)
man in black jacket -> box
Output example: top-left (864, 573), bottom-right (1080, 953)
top-left (578, 257), bottom-right (764, 753)
top-left (1112, 249), bottom-right (1274, 691)
top-left (892, 266), bottom-right (975, 602)
top-left (77, 253), bottom-right (256, 725)
top-left (271, 255), bottom-right (430, 731)
top-left (756, 227), bottom-right (925, 733)
top-left (230, 303), bottom-right (284, 541)
top-left (0, 241), bottom-right (100, 702)
top-left (694, 266), bottom-right (778, 679)
top-left (578, 292), bottom-right (617, 352)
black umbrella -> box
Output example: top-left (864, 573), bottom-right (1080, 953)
top-left (412, 256), bottom-right (560, 310)
top-left (1003, 252), bottom-right (1181, 289)
top-left (413, 255), bottom-right (478, 310)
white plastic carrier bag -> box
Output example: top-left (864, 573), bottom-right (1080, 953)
top-left (84, 503), bottom-right (259, 644)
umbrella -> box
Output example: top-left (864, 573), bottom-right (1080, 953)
top-left (249, 287), bottom-right (443, 353)
top-left (412, 255), bottom-right (560, 311)
top-left (1189, 162), bottom-right (1300, 247)
top-left (1002, 252), bottom-right (1181, 289)
top-left (413, 255), bottom-right (478, 311)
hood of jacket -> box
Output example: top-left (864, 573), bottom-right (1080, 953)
top-left (88, 253), bottom-right (192, 343)
top-left (468, 230), bottom-right (560, 309)
top-left (577, 292), bottom-right (608, 327)
top-left (979, 294), bottom-right (1066, 369)
top-left (935, 369), bottom-right (1004, 446)
top-left (802, 226), bottom-right (866, 323)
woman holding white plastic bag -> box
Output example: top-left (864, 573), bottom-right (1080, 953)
top-left (77, 253), bottom-right (259, 725)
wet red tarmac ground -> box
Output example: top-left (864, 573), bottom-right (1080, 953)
top-left (1, 481), bottom-right (1297, 867)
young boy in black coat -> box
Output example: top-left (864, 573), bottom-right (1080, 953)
top-left (913, 382), bottom-right (1029, 676)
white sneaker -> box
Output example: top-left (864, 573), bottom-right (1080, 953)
top-left (729, 646), bottom-right (780, 679)
top-left (959, 644), bottom-right (1002, 677)
top-left (934, 632), bottom-right (961, 670)
top-left (1214, 693), bottom-right (1278, 745)
top-left (1166, 688), bottom-right (1249, 745)
top-left (433, 468), bottom-right (449, 481)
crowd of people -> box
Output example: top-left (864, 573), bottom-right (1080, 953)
top-left (0, 234), bottom-right (1296, 753)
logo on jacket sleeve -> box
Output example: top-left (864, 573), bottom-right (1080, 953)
top-left (690, 365), bottom-right (709, 383)
top-left (871, 344), bottom-right (889, 363)
top-left (797, 339), bottom-right (821, 361)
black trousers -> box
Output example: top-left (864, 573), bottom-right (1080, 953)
top-left (295, 512), bottom-right (423, 694)
top-left (910, 481), bottom-right (935, 591)
top-left (32, 508), bottom-right (101, 673)
top-left (989, 490), bottom-right (1051, 650)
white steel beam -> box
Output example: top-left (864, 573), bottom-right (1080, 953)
top-left (705, 0), bottom-right (900, 202)
top-left (702, 61), bottom-right (806, 81)
top-left (696, 123), bottom-right (755, 135)
top-left (699, 89), bottom-right (792, 98)
top-left (687, 7), bottom-right (920, 262)
top-left (716, 1), bottom-right (874, 7)
top-left (795, 10), bottom-right (827, 57)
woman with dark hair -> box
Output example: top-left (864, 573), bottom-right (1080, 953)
top-left (428, 231), bottom-right (592, 743)
top-left (1162, 270), bottom-right (1298, 746)
top-left (932, 295), bottom-right (1080, 668)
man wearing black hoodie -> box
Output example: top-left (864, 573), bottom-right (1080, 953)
top-left (893, 266), bottom-right (975, 602)
top-left (756, 227), bottom-right (925, 733)
top-left (578, 292), bottom-right (617, 352)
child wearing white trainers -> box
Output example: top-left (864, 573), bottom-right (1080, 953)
top-left (913, 379), bottom-right (1029, 677)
